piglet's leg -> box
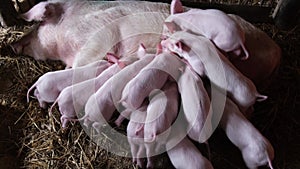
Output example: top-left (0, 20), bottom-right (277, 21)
top-left (220, 98), bottom-right (274, 169)
top-left (167, 137), bottom-right (213, 169)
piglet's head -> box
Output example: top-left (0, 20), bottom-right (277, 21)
top-left (161, 37), bottom-right (190, 58)
top-left (161, 22), bottom-right (180, 40)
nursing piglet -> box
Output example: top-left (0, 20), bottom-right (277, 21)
top-left (109, 45), bottom-right (158, 104)
top-left (27, 60), bottom-right (111, 108)
top-left (113, 51), bottom-right (160, 126)
top-left (126, 101), bottom-right (148, 169)
top-left (167, 137), bottom-right (214, 169)
top-left (81, 48), bottom-right (155, 132)
top-left (164, 0), bottom-right (249, 59)
top-left (143, 81), bottom-right (179, 169)
top-left (50, 56), bottom-right (137, 128)
top-left (121, 51), bottom-right (185, 111)
top-left (220, 95), bottom-right (274, 169)
top-left (162, 31), bottom-right (267, 114)
top-left (178, 66), bottom-right (212, 143)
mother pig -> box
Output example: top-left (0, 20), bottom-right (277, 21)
top-left (11, 0), bottom-right (171, 67)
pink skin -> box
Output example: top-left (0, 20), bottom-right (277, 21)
top-left (121, 69), bottom-right (169, 111)
top-left (170, 0), bottom-right (184, 15)
top-left (27, 60), bottom-right (111, 108)
top-left (114, 109), bottom-right (131, 127)
top-left (50, 56), bottom-right (132, 128)
top-left (20, 1), bottom-right (63, 24)
top-left (162, 13), bottom-right (281, 89)
top-left (167, 137), bottom-right (214, 169)
top-left (178, 66), bottom-right (212, 143)
top-left (161, 31), bottom-right (267, 114)
top-left (126, 101), bottom-right (148, 169)
top-left (109, 45), bottom-right (157, 109)
top-left (12, 1), bottom-right (170, 67)
top-left (113, 46), bottom-right (169, 126)
top-left (113, 46), bottom-right (158, 126)
top-left (164, 0), bottom-right (249, 59)
top-left (115, 48), bottom-right (180, 126)
top-left (143, 81), bottom-right (179, 169)
top-left (79, 57), bottom-right (136, 133)
top-left (227, 14), bottom-right (281, 88)
top-left (161, 40), bottom-right (205, 77)
top-left (80, 80), bottom-right (116, 133)
top-left (220, 95), bottom-right (274, 169)
top-left (121, 51), bottom-right (184, 111)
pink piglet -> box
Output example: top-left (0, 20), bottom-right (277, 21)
top-left (27, 60), bottom-right (111, 108)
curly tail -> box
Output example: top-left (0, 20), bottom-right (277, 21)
top-left (256, 94), bottom-right (268, 102)
top-left (240, 43), bottom-right (249, 60)
top-left (49, 97), bottom-right (59, 115)
top-left (27, 81), bottom-right (38, 103)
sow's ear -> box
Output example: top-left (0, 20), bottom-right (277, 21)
top-left (20, 2), bottom-right (62, 22)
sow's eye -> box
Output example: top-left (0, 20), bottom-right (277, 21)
top-left (10, 25), bottom-right (38, 55)
top-left (10, 38), bottom-right (31, 55)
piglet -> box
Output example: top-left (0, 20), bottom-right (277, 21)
top-left (220, 95), bottom-right (274, 169)
top-left (27, 60), bottom-right (111, 108)
top-left (167, 137), bottom-right (214, 169)
top-left (177, 66), bottom-right (212, 143)
top-left (162, 31), bottom-right (267, 114)
top-left (50, 55), bottom-right (137, 128)
top-left (161, 39), bottom-right (205, 77)
top-left (80, 46), bottom-right (155, 132)
top-left (126, 101), bottom-right (148, 169)
top-left (143, 81), bottom-right (179, 169)
top-left (79, 56), bottom-right (136, 133)
top-left (164, 0), bottom-right (249, 59)
top-left (120, 51), bottom-right (185, 111)
top-left (109, 44), bottom-right (158, 108)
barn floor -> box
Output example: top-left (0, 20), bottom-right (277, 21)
top-left (0, 1), bottom-right (299, 169)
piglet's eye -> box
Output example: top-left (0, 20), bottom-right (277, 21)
top-left (161, 35), bottom-right (167, 40)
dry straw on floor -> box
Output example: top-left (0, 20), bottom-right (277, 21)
top-left (0, 0), bottom-right (299, 169)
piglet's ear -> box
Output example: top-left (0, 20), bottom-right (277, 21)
top-left (137, 43), bottom-right (146, 58)
top-left (173, 41), bottom-right (190, 54)
top-left (175, 41), bottom-right (182, 50)
top-left (164, 22), bottom-right (177, 34)
top-left (156, 43), bottom-right (163, 55)
top-left (171, 0), bottom-right (184, 14)
top-left (106, 53), bottom-right (119, 64)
